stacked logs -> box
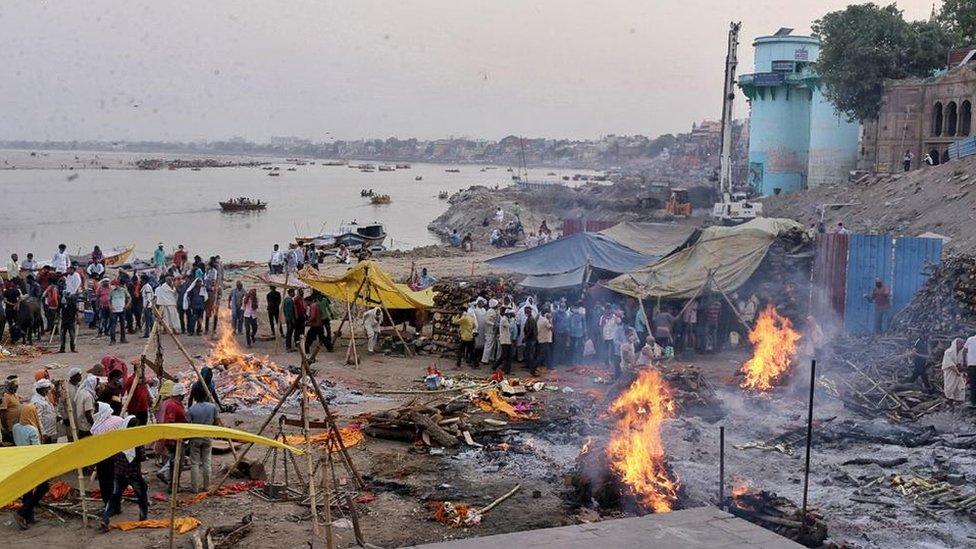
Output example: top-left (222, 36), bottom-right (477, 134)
top-left (725, 489), bottom-right (828, 548)
top-left (428, 276), bottom-right (524, 351)
top-left (890, 254), bottom-right (976, 337)
top-left (361, 399), bottom-right (474, 448)
top-left (661, 363), bottom-right (725, 419)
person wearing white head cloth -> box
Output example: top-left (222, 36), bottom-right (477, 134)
top-left (74, 374), bottom-right (98, 436)
top-left (942, 338), bottom-right (967, 403)
top-left (91, 401), bottom-right (125, 507)
top-left (473, 298), bottom-right (487, 358)
top-left (101, 414), bottom-right (147, 530)
top-left (30, 379), bottom-right (58, 443)
top-left (481, 299), bottom-right (500, 365)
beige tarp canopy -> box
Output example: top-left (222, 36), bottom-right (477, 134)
top-left (599, 222), bottom-right (698, 257)
top-left (605, 218), bottom-right (805, 299)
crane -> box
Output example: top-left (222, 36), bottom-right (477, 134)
top-left (711, 21), bottom-right (763, 225)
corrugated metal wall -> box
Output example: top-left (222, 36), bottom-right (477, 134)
top-left (948, 136), bottom-right (976, 160)
top-left (892, 237), bottom-right (944, 314)
top-left (562, 219), bottom-right (618, 236)
top-left (811, 233), bottom-right (848, 324)
top-left (843, 235), bottom-right (893, 334)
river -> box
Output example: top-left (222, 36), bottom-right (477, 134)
top-left (0, 156), bottom-right (593, 262)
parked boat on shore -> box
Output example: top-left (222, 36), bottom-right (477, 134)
top-left (370, 194), bottom-right (391, 204)
top-left (69, 244), bottom-right (135, 267)
top-left (296, 221), bottom-right (387, 250)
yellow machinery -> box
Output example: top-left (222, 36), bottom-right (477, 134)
top-left (665, 189), bottom-right (692, 217)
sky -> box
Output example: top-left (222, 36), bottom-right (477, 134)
top-left (0, 0), bottom-right (935, 142)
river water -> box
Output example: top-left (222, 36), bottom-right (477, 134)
top-left (0, 158), bottom-right (591, 262)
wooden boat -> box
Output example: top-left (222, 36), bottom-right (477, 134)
top-left (220, 199), bottom-right (267, 212)
top-left (70, 244), bottom-right (135, 267)
top-left (370, 194), bottom-right (391, 205)
top-left (415, 176), bottom-right (423, 181)
top-left (296, 222), bottom-right (387, 250)
top-left (395, 163), bottom-right (411, 169)
top-left (445, 168), bottom-right (460, 173)
top-left (268, 171), bottom-right (280, 176)
top-left (378, 165), bottom-right (395, 172)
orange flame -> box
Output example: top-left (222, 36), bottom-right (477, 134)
top-left (740, 306), bottom-right (801, 392)
top-left (606, 369), bottom-right (678, 513)
top-left (731, 477), bottom-right (750, 498)
top-left (205, 307), bottom-right (295, 406)
top-left (579, 436), bottom-right (593, 456)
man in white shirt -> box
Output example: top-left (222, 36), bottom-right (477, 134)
top-left (963, 334), bottom-right (976, 408)
top-left (269, 244), bottom-right (284, 274)
top-left (51, 244), bottom-right (70, 274)
top-left (154, 276), bottom-right (180, 332)
top-left (19, 253), bottom-right (38, 273)
top-left (63, 264), bottom-right (83, 296)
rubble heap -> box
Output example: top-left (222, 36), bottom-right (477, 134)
top-left (889, 254), bottom-right (976, 336)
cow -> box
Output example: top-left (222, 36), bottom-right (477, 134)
top-left (15, 297), bottom-right (43, 344)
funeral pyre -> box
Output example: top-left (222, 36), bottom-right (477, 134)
top-left (206, 308), bottom-right (296, 406)
top-left (740, 306), bottom-right (801, 392)
top-left (572, 369), bottom-right (681, 514)
top-left (725, 482), bottom-right (828, 548)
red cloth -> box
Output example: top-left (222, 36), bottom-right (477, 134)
top-left (162, 397), bottom-right (187, 424)
top-left (294, 296), bottom-right (306, 321)
top-left (96, 284), bottom-right (112, 308)
top-left (101, 355), bottom-right (129, 378)
top-left (174, 250), bottom-right (188, 268)
top-left (124, 373), bottom-right (151, 413)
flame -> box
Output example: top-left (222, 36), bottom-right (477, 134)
top-left (606, 369), bottom-right (678, 513)
top-left (739, 306), bottom-right (801, 392)
top-left (731, 477), bottom-right (750, 499)
top-left (205, 307), bottom-right (296, 406)
top-left (579, 436), bottom-right (593, 456)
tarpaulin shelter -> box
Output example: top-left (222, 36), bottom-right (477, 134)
top-left (485, 232), bottom-right (656, 289)
top-left (598, 222), bottom-right (698, 258)
top-left (298, 260), bottom-right (434, 309)
top-left (0, 424), bottom-right (300, 508)
top-left (605, 218), bottom-right (805, 299)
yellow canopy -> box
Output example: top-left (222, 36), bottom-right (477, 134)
top-left (298, 260), bottom-right (435, 309)
top-left (605, 218), bottom-right (805, 299)
top-left (0, 424), bottom-right (301, 508)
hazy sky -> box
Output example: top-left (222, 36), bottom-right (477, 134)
top-left (0, 1), bottom-right (933, 142)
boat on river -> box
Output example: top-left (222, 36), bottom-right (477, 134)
top-left (219, 198), bottom-right (267, 212)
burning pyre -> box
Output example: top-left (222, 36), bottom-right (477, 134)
top-left (740, 306), bottom-right (801, 392)
top-left (572, 369), bottom-right (679, 514)
top-left (725, 481), bottom-right (828, 548)
top-left (207, 308), bottom-right (296, 406)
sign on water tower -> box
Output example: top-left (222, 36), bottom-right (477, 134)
top-left (794, 47), bottom-right (809, 61)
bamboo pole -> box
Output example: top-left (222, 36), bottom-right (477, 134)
top-left (321, 454), bottom-right (334, 549)
top-left (61, 380), bottom-right (89, 529)
top-left (168, 440), bottom-right (183, 549)
top-left (300, 357), bottom-right (320, 536)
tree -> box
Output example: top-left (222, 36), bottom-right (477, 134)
top-left (813, 3), bottom-right (952, 121)
top-left (939, 0), bottom-right (976, 45)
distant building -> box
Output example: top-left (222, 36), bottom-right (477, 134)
top-left (863, 59), bottom-right (975, 172)
top-left (738, 29), bottom-right (860, 195)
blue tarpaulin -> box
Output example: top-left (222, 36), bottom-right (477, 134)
top-left (486, 233), bottom-right (655, 288)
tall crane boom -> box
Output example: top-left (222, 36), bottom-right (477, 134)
top-left (719, 21), bottom-right (741, 195)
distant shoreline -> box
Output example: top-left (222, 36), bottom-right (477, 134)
top-left (0, 147), bottom-right (605, 172)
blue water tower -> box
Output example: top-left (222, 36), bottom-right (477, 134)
top-left (739, 30), bottom-right (818, 195)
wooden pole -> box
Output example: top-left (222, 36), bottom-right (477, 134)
top-left (61, 381), bottom-right (89, 529)
top-left (345, 302), bottom-right (359, 367)
top-left (153, 305), bottom-right (219, 406)
top-left (300, 358), bottom-right (320, 535)
top-left (168, 440), bottom-right (183, 549)
top-left (321, 454), bottom-right (334, 549)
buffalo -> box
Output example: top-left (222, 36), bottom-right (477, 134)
top-left (14, 297), bottom-right (43, 344)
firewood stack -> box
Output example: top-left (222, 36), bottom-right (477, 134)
top-left (361, 399), bottom-right (475, 448)
top-left (889, 254), bottom-right (976, 337)
top-left (725, 489), bottom-right (828, 548)
top-left (428, 276), bottom-right (524, 351)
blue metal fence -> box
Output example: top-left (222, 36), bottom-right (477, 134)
top-left (843, 235), bottom-right (893, 334)
top-left (948, 136), bottom-right (976, 160)
top-left (892, 237), bottom-right (944, 314)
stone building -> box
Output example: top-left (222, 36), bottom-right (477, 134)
top-left (866, 60), bottom-right (976, 173)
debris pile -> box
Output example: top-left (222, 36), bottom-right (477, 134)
top-left (889, 254), bottom-right (976, 336)
top-left (725, 487), bottom-right (828, 548)
top-left (824, 336), bottom-right (949, 422)
top-left (890, 476), bottom-right (976, 520)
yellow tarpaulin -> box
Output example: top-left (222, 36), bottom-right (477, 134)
top-left (298, 260), bottom-right (435, 309)
top-left (0, 424), bottom-right (302, 508)
top-left (605, 218), bottom-right (805, 299)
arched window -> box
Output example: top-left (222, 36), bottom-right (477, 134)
top-left (947, 101), bottom-right (958, 136)
top-left (961, 100), bottom-right (972, 136)
top-left (929, 148), bottom-right (941, 165)
top-left (942, 150), bottom-right (950, 164)
top-left (933, 102), bottom-right (943, 136)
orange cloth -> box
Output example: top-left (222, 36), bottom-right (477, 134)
top-left (19, 404), bottom-right (42, 435)
top-left (112, 517), bottom-right (201, 534)
top-left (283, 426), bottom-right (364, 451)
top-left (33, 369), bottom-right (49, 381)
top-left (179, 480), bottom-right (265, 505)
top-left (475, 390), bottom-right (530, 420)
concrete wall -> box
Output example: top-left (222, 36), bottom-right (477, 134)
top-left (808, 87), bottom-right (861, 186)
top-left (748, 86), bottom-right (811, 194)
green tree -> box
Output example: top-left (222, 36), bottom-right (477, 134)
top-left (813, 3), bottom-right (952, 121)
top-left (939, 0), bottom-right (976, 45)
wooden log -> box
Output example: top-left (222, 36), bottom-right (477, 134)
top-left (407, 411), bottom-right (460, 447)
top-left (364, 426), bottom-right (415, 442)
